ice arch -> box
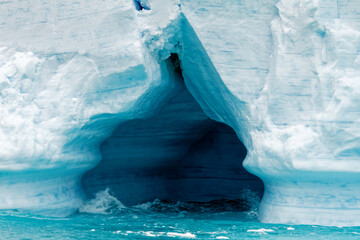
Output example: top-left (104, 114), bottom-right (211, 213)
top-left (82, 53), bottom-right (264, 206)
top-left (0, 0), bottom-right (261, 217)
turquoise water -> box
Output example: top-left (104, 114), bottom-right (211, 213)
top-left (1, 207), bottom-right (360, 239)
top-left (1, 190), bottom-right (359, 239)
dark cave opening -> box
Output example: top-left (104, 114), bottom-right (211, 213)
top-left (169, 53), bottom-right (182, 76)
top-left (133, 0), bottom-right (150, 11)
top-left (82, 53), bottom-right (264, 211)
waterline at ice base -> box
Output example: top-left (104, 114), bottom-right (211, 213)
top-left (2, 0), bottom-right (360, 235)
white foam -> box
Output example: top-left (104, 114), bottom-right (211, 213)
top-left (247, 228), bottom-right (274, 234)
top-left (79, 188), bottom-right (126, 214)
top-left (166, 232), bottom-right (196, 238)
top-left (133, 200), bottom-right (156, 210)
top-left (142, 231), bottom-right (157, 237)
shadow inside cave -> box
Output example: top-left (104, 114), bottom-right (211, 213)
top-left (82, 53), bottom-right (264, 211)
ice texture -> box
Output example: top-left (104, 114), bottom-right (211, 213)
top-left (180, 0), bottom-right (360, 226)
top-left (1, 0), bottom-right (360, 226)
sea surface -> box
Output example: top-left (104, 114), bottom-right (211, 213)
top-left (0, 189), bottom-right (359, 240)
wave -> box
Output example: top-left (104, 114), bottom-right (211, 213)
top-left (133, 198), bottom-right (253, 213)
top-left (79, 187), bottom-right (260, 215)
top-left (79, 188), bottom-right (126, 214)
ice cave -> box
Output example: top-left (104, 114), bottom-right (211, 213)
top-left (2, 0), bottom-right (360, 233)
top-left (82, 53), bottom-right (264, 207)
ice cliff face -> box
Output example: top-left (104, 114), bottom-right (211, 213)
top-left (1, 0), bottom-right (360, 226)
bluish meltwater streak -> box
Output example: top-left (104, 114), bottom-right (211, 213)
top-left (1, 190), bottom-right (360, 240)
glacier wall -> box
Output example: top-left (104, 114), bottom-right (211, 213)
top-left (180, 0), bottom-right (360, 226)
top-left (2, 0), bottom-right (360, 226)
top-left (0, 0), bottom-right (180, 215)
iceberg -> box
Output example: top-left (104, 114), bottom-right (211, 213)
top-left (1, 0), bottom-right (360, 226)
